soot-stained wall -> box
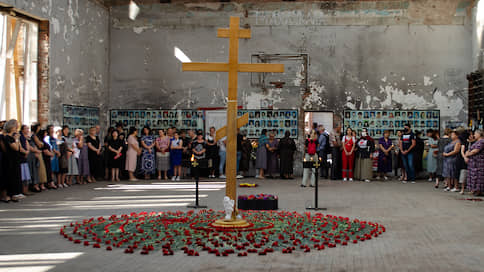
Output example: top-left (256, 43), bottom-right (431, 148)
top-left (110, 1), bottom-right (473, 129)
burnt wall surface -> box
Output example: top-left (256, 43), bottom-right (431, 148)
top-left (110, 1), bottom-right (474, 129)
top-left (1, 0), bottom-right (110, 126)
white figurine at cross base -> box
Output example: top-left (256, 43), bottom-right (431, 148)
top-left (223, 196), bottom-right (234, 220)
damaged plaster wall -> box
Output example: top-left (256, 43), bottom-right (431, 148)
top-left (110, 0), bottom-right (473, 130)
top-left (1, 0), bottom-right (110, 126)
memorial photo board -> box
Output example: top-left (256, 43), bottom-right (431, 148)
top-left (63, 105), bottom-right (100, 133)
top-left (238, 109), bottom-right (298, 139)
top-left (343, 109), bottom-right (440, 139)
top-left (110, 109), bottom-right (204, 134)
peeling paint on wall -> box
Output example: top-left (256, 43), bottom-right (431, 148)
top-left (303, 82), bottom-right (326, 110)
top-left (246, 88), bottom-right (285, 109)
top-left (433, 90), bottom-right (465, 117)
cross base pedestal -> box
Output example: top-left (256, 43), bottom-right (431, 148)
top-left (211, 219), bottom-right (251, 228)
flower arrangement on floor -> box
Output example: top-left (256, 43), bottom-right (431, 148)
top-left (238, 194), bottom-right (276, 200)
top-left (239, 183), bottom-right (258, 188)
top-left (59, 210), bottom-right (386, 256)
top-left (238, 194), bottom-right (278, 210)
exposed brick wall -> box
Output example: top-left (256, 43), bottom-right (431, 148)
top-left (37, 20), bottom-right (49, 127)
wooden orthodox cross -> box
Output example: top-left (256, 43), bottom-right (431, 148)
top-left (183, 17), bottom-right (284, 219)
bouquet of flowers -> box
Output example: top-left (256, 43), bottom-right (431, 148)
top-left (239, 183), bottom-right (258, 188)
top-left (250, 140), bottom-right (258, 161)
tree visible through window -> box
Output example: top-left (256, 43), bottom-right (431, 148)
top-left (0, 13), bottom-right (38, 124)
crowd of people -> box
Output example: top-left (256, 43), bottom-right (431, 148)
top-left (300, 123), bottom-right (484, 197)
top-left (1, 118), bottom-right (483, 203)
top-left (0, 120), bottom-right (261, 203)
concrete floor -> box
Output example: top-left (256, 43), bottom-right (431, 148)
top-left (0, 178), bottom-right (483, 272)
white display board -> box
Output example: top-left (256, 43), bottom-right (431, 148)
top-left (204, 110), bottom-right (227, 135)
top-left (304, 111), bottom-right (333, 135)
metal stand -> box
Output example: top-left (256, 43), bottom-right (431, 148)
top-left (306, 159), bottom-right (327, 211)
top-left (187, 160), bottom-right (207, 209)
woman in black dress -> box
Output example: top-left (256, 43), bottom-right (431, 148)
top-left (413, 131), bottom-right (425, 177)
top-left (239, 133), bottom-right (252, 177)
top-left (86, 127), bottom-right (102, 182)
top-left (2, 120), bottom-right (23, 201)
top-left (108, 130), bottom-right (123, 182)
top-left (278, 131), bottom-right (297, 179)
top-left (0, 121), bottom-right (8, 202)
top-left (206, 127), bottom-right (219, 178)
top-left (103, 127), bottom-right (114, 180)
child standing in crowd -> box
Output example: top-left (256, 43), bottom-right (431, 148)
top-left (302, 130), bottom-right (319, 187)
top-left (170, 132), bottom-right (183, 181)
top-left (342, 128), bottom-right (356, 181)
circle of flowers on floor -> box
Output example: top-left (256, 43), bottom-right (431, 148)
top-left (60, 210), bottom-right (386, 256)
